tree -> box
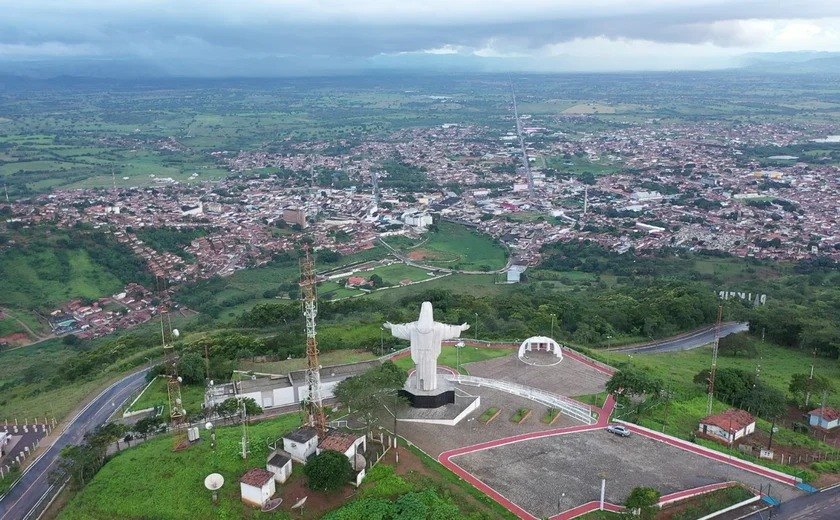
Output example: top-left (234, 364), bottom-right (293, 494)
top-left (177, 352), bottom-right (206, 385)
top-left (718, 333), bottom-right (757, 358)
top-left (625, 486), bottom-right (661, 519)
top-left (62, 334), bottom-right (80, 346)
top-left (789, 373), bottom-right (834, 407)
top-left (369, 274), bottom-right (385, 288)
top-left (334, 361), bottom-right (408, 432)
top-left (305, 450), bottom-right (352, 491)
top-left (133, 416), bottom-right (165, 439)
top-left (605, 368), bottom-right (662, 401)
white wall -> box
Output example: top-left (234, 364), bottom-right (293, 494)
top-left (284, 436), bottom-right (318, 463)
top-left (240, 480), bottom-right (275, 507)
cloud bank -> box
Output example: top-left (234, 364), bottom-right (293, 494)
top-left (1, 1), bottom-right (840, 75)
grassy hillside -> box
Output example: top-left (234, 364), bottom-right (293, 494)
top-left (383, 221), bottom-right (508, 271)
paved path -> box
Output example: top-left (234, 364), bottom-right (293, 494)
top-left (608, 322), bottom-right (749, 354)
top-left (0, 368), bottom-right (149, 520)
top-left (740, 486), bottom-right (840, 520)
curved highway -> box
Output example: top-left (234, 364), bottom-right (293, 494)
top-left (0, 368), bottom-right (149, 520)
top-left (608, 322), bottom-right (749, 354)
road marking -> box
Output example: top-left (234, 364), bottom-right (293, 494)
top-left (0, 369), bottom-right (148, 520)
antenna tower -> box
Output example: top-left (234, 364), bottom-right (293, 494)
top-left (706, 304), bottom-right (723, 415)
top-left (158, 276), bottom-right (188, 451)
top-left (300, 245), bottom-right (327, 438)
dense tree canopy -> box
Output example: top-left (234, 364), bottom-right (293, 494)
top-left (305, 450), bottom-right (352, 491)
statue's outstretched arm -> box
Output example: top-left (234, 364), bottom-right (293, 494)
top-left (439, 322), bottom-right (470, 340)
top-left (384, 322), bottom-right (412, 340)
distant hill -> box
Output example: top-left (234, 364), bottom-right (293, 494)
top-left (740, 52), bottom-right (840, 74)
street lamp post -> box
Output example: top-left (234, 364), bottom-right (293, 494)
top-left (474, 313), bottom-right (478, 342)
top-left (550, 313), bottom-right (556, 338)
top-left (456, 341), bottom-right (464, 374)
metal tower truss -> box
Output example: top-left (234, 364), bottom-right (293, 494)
top-left (299, 246), bottom-right (327, 438)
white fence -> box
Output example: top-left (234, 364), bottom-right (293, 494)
top-left (446, 375), bottom-right (595, 425)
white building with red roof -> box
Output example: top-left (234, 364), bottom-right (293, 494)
top-left (808, 406), bottom-right (840, 430)
top-left (698, 409), bottom-right (756, 443)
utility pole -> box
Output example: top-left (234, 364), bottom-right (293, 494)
top-left (805, 348), bottom-right (816, 407)
top-left (474, 312), bottom-right (479, 342)
top-left (550, 313), bottom-right (556, 339)
top-left (707, 305), bottom-right (723, 415)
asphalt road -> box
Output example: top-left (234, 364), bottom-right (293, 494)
top-left (742, 486), bottom-right (840, 520)
top-left (0, 368), bottom-right (149, 520)
top-left (610, 322), bottom-right (749, 354)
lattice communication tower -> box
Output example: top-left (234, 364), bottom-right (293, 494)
top-left (299, 246), bottom-right (327, 438)
top-left (157, 276), bottom-right (189, 451)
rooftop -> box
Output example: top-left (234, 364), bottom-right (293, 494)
top-left (318, 429), bottom-right (361, 453)
top-left (240, 468), bottom-right (274, 488)
top-left (267, 450), bottom-right (292, 468)
top-left (283, 426), bottom-right (318, 444)
top-left (699, 409), bottom-right (755, 433)
top-left (809, 406), bottom-right (840, 422)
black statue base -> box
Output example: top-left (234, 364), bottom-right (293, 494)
top-left (399, 388), bottom-right (455, 408)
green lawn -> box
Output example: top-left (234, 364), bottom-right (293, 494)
top-left (59, 414), bottom-right (302, 520)
top-left (126, 377), bottom-right (206, 416)
top-left (598, 339), bottom-right (840, 408)
top-left (239, 349), bottom-right (377, 375)
top-left (394, 344), bottom-right (513, 374)
top-left (383, 221), bottom-right (507, 271)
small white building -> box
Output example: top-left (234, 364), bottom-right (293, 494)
top-left (698, 409), bottom-right (756, 443)
top-left (266, 450), bottom-right (293, 484)
top-left (283, 426), bottom-right (319, 463)
top-left (808, 407), bottom-right (840, 430)
top-left (240, 468), bottom-right (276, 508)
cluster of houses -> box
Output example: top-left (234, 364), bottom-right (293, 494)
top-left (239, 426), bottom-right (367, 509)
top-left (698, 406), bottom-right (840, 447)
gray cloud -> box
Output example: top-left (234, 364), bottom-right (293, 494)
top-left (1, 1), bottom-right (839, 75)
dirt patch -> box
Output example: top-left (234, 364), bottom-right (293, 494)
top-left (0, 332), bottom-right (31, 347)
top-left (278, 472), bottom-right (357, 519)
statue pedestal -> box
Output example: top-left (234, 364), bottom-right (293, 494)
top-left (400, 373), bottom-right (455, 408)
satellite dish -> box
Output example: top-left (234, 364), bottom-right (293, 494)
top-left (177, 376), bottom-right (183, 383)
top-left (352, 453), bottom-right (366, 471)
top-left (172, 329), bottom-right (180, 338)
top-left (292, 497), bottom-right (308, 509)
top-left (205, 422), bottom-right (214, 430)
top-left (204, 473), bottom-right (224, 491)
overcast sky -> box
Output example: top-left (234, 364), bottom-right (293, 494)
top-left (2, 1), bottom-right (840, 76)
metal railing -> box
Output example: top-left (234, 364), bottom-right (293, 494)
top-left (446, 375), bottom-right (595, 425)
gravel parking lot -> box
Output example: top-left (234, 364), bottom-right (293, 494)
top-left (455, 428), bottom-right (803, 519)
top-left (464, 351), bottom-right (609, 398)
top-left (399, 384), bottom-right (581, 457)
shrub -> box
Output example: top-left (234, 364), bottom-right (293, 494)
top-left (305, 450), bottom-right (352, 491)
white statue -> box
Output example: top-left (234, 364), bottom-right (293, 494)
top-left (384, 302), bottom-right (469, 392)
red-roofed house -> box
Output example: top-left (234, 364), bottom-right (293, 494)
top-left (346, 276), bottom-right (369, 288)
top-left (698, 409), bottom-right (756, 443)
top-left (808, 407), bottom-right (840, 430)
top-left (317, 429), bottom-right (366, 460)
top-left (240, 468), bottom-right (276, 507)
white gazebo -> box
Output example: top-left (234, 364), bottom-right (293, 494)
top-left (518, 336), bottom-right (563, 366)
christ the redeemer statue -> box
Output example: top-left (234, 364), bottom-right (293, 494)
top-left (384, 302), bottom-right (469, 392)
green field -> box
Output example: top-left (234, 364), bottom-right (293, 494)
top-left (239, 349), bottom-right (377, 375)
top-left (0, 247), bottom-right (123, 310)
top-left (599, 339), bottom-right (840, 409)
top-left (59, 414), bottom-right (302, 520)
top-left (383, 221), bottom-right (507, 272)
top-left (126, 377), bottom-right (207, 416)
